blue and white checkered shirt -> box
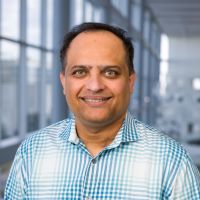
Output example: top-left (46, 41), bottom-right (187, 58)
top-left (4, 113), bottom-right (200, 199)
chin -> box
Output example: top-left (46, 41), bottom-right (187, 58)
top-left (84, 114), bottom-right (108, 122)
top-left (79, 111), bottom-right (112, 124)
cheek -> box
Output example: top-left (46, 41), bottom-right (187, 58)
top-left (64, 80), bottom-right (82, 98)
top-left (64, 84), bottom-right (79, 110)
top-left (110, 81), bottom-right (130, 99)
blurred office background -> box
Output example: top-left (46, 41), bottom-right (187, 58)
top-left (0, 0), bottom-right (200, 197)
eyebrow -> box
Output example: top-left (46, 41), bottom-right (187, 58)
top-left (70, 65), bottom-right (122, 70)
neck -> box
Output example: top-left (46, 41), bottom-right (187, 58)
top-left (75, 115), bottom-right (125, 157)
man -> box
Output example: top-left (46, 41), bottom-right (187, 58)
top-left (4, 22), bottom-right (200, 199)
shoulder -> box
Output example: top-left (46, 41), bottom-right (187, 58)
top-left (133, 119), bottom-right (197, 184)
top-left (134, 119), bottom-right (187, 161)
top-left (17, 118), bottom-right (72, 156)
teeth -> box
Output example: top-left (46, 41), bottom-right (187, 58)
top-left (84, 98), bottom-right (106, 103)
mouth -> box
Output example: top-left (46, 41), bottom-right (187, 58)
top-left (80, 96), bottom-right (112, 105)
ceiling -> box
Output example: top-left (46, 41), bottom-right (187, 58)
top-left (147, 0), bottom-right (200, 37)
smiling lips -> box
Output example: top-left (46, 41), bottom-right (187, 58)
top-left (80, 96), bottom-right (112, 105)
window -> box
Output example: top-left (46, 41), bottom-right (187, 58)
top-left (84, 0), bottom-right (93, 21)
top-left (0, 41), bottom-right (19, 139)
top-left (27, 48), bottom-right (41, 132)
top-left (73, 0), bottom-right (105, 24)
top-left (46, 0), bottom-right (54, 49)
top-left (151, 23), bottom-right (157, 51)
top-left (1, 0), bottom-right (20, 39)
top-left (93, 7), bottom-right (105, 23)
top-left (143, 10), bottom-right (151, 42)
top-left (131, 0), bottom-right (142, 32)
top-left (134, 41), bottom-right (141, 73)
top-left (71, 0), bottom-right (84, 26)
top-left (27, 0), bottom-right (41, 45)
top-left (0, 0), bottom-right (55, 138)
top-left (111, 0), bottom-right (128, 17)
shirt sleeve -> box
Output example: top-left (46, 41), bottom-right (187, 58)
top-left (4, 147), bottom-right (26, 200)
top-left (171, 151), bottom-right (200, 199)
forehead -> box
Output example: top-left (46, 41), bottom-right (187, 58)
top-left (65, 30), bottom-right (128, 70)
top-left (68, 30), bottom-right (125, 50)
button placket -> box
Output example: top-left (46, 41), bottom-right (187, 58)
top-left (92, 159), bottom-right (97, 164)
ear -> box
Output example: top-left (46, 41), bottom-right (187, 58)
top-left (129, 73), bottom-right (136, 94)
top-left (60, 72), bottom-right (66, 95)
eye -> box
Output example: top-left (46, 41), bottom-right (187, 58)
top-left (104, 70), bottom-right (119, 78)
top-left (72, 69), bottom-right (87, 77)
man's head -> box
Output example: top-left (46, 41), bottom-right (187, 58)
top-left (60, 22), bottom-right (136, 129)
top-left (60, 22), bottom-right (135, 74)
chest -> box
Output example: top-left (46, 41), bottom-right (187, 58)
top-left (25, 145), bottom-right (166, 199)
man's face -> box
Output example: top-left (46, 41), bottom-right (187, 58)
top-left (60, 31), bottom-right (136, 128)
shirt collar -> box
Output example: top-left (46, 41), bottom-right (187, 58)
top-left (121, 111), bottom-right (140, 143)
top-left (59, 112), bottom-right (140, 146)
top-left (106, 112), bottom-right (140, 149)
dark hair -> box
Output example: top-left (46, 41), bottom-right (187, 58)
top-left (60, 22), bottom-right (135, 74)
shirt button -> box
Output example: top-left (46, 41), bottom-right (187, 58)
top-left (92, 159), bottom-right (97, 164)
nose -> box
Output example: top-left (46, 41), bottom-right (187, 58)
top-left (85, 74), bottom-right (105, 92)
